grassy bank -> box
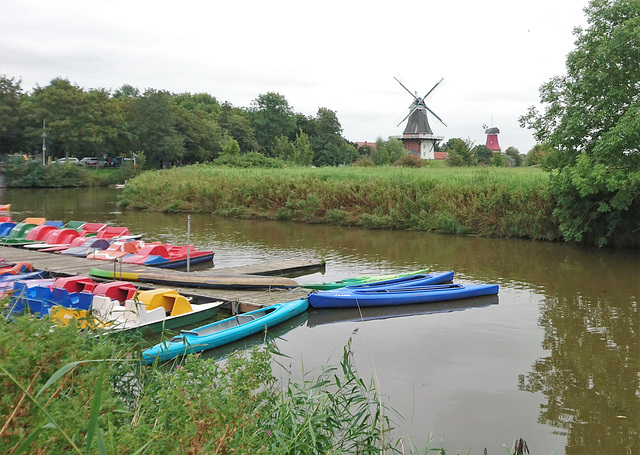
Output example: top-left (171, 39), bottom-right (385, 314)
top-left (0, 314), bottom-right (431, 454)
top-left (120, 165), bottom-right (560, 241)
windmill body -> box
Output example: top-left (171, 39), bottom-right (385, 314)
top-left (394, 77), bottom-right (446, 160)
top-left (485, 126), bottom-right (501, 152)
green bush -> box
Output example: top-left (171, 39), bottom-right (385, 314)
top-left (393, 154), bottom-right (423, 168)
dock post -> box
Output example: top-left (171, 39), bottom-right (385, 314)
top-left (187, 215), bottom-right (191, 272)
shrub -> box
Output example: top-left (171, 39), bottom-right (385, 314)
top-left (393, 154), bottom-right (423, 168)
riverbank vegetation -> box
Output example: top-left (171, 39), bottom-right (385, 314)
top-left (119, 165), bottom-right (560, 241)
top-left (1, 313), bottom-right (446, 454)
top-left (2, 156), bottom-right (140, 187)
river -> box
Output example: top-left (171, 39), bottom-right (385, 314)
top-left (2, 187), bottom-right (639, 454)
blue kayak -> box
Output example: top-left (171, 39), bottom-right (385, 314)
top-left (344, 270), bottom-right (453, 289)
top-left (308, 283), bottom-right (499, 308)
top-left (142, 298), bottom-right (309, 364)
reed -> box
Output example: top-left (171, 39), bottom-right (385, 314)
top-left (120, 165), bottom-right (560, 241)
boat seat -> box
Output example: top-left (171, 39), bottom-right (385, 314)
top-left (235, 314), bottom-right (256, 324)
top-left (168, 296), bottom-right (193, 317)
top-left (138, 289), bottom-right (181, 313)
top-left (50, 306), bottom-right (90, 328)
top-left (23, 217), bottom-right (46, 225)
top-left (54, 276), bottom-right (96, 293)
top-left (0, 222), bottom-right (16, 236)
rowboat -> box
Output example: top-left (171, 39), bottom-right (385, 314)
top-left (141, 298), bottom-right (309, 364)
top-left (303, 268), bottom-right (430, 290)
top-left (308, 283), bottom-right (499, 308)
top-left (89, 267), bottom-right (299, 290)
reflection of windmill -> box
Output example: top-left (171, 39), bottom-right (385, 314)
top-left (394, 77), bottom-right (446, 159)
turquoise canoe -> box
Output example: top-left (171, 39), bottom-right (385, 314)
top-left (142, 298), bottom-right (309, 364)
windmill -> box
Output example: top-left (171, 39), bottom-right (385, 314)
top-left (484, 124), bottom-right (501, 152)
top-left (394, 77), bottom-right (446, 159)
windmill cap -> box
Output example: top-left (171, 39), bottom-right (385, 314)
top-left (485, 127), bottom-right (500, 134)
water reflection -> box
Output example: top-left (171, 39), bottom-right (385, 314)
top-left (521, 291), bottom-right (640, 453)
top-left (2, 187), bottom-right (640, 454)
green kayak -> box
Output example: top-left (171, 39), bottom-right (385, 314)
top-left (302, 268), bottom-right (430, 291)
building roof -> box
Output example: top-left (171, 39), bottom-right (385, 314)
top-left (403, 108), bottom-right (434, 136)
top-left (355, 141), bottom-right (376, 149)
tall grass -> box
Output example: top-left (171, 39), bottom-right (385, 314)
top-left (0, 314), bottom-right (404, 454)
top-left (120, 165), bottom-right (560, 241)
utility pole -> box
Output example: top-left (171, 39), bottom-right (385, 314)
top-left (41, 120), bottom-right (47, 165)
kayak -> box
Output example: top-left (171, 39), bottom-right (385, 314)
top-left (142, 298), bottom-right (309, 364)
top-left (308, 283), bottom-right (499, 308)
top-left (343, 271), bottom-right (453, 289)
top-left (303, 268), bottom-right (430, 290)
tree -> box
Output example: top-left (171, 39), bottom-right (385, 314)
top-left (443, 138), bottom-right (476, 166)
top-left (250, 92), bottom-right (296, 154)
top-left (505, 146), bottom-right (524, 167)
top-left (309, 108), bottom-right (356, 166)
top-left (220, 138), bottom-right (241, 156)
top-left (519, 0), bottom-right (640, 246)
top-left (475, 145), bottom-right (493, 165)
top-left (23, 78), bottom-right (120, 160)
top-left (293, 130), bottom-right (314, 166)
top-left (371, 138), bottom-right (390, 166)
top-left (386, 138), bottom-right (407, 163)
top-left (0, 76), bottom-right (25, 154)
top-left (130, 89), bottom-right (185, 168)
top-left (272, 134), bottom-right (295, 161)
top-left (218, 102), bottom-right (259, 153)
top-left (526, 143), bottom-right (553, 166)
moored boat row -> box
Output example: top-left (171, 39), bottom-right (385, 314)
top-left (0, 217), bottom-right (214, 269)
top-left (1, 254), bottom-right (498, 365)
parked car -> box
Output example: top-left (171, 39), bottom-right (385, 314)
top-left (111, 157), bottom-right (134, 167)
top-left (79, 157), bottom-right (108, 167)
top-left (80, 157), bottom-right (98, 167)
top-left (54, 157), bottom-right (80, 165)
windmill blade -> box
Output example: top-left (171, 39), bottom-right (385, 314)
top-left (394, 77), bottom-right (418, 101)
top-left (397, 105), bottom-right (419, 127)
top-left (422, 77), bottom-right (444, 100)
top-left (424, 105), bottom-right (448, 127)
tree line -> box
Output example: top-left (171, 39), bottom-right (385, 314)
top-left (1, 75), bottom-right (542, 170)
top-left (0, 78), bottom-right (366, 168)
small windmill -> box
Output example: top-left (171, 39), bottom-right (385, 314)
top-left (484, 124), bottom-right (501, 152)
top-left (394, 76), bottom-right (446, 159)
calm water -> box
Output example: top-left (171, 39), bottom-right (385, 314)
top-left (3, 187), bottom-right (639, 454)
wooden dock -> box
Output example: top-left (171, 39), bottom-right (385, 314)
top-left (0, 246), bottom-right (321, 311)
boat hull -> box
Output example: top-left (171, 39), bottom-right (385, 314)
top-left (142, 298), bottom-right (309, 364)
top-left (308, 283), bottom-right (499, 308)
top-left (89, 267), bottom-right (298, 289)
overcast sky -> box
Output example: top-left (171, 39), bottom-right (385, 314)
top-left (1, 0), bottom-right (590, 153)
